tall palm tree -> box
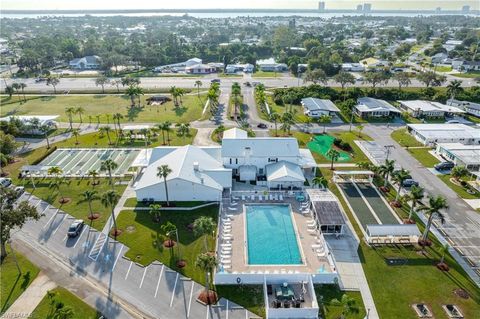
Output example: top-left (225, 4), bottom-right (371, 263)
top-left (19, 82), bottom-right (27, 102)
top-left (195, 253), bottom-right (218, 304)
top-left (312, 176), bottom-right (328, 189)
top-left (392, 169), bottom-right (411, 201)
top-left (446, 80), bottom-right (463, 100)
top-left (100, 126), bottom-right (113, 145)
top-left (157, 165), bottom-right (172, 206)
top-left (404, 185), bottom-right (424, 221)
top-left (125, 85), bottom-right (140, 107)
top-left (378, 159), bottom-right (395, 187)
top-left (149, 204), bottom-right (162, 223)
top-left (164, 121), bottom-right (172, 145)
top-left (193, 216), bottom-right (216, 252)
top-left (0, 153), bottom-right (8, 176)
top-left (140, 128), bottom-right (150, 147)
top-left (75, 107), bottom-right (85, 123)
top-left (39, 125), bottom-right (51, 149)
top-left (65, 107), bottom-right (76, 130)
top-left (101, 190), bottom-right (121, 239)
top-left (11, 82), bottom-right (21, 102)
top-left (326, 148), bottom-right (340, 170)
top-left (49, 177), bottom-right (67, 203)
top-left (439, 243), bottom-right (449, 264)
top-left (100, 159), bottom-right (118, 190)
top-left (71, 128), bottom-right (80, 144)
top-left (81, 190), bottom-right (99, 220)
top-left (231, 82), bottom-right (241, 120)
top-left (194, 80), bottom-right (202, 97)
top-left (157, 122), bottom-right (168, 145)
top-left (355, 124), bottom-right (364, 138)
top-left (112, 113), bottom-right (123, 132)
top-left (269, 112), bottom-right (281, 136)
top-left (87, 169), bottom-right (99, 186)
top-left (170, 86), bottom-right (180, 106)
top-left (176, 123), bottom-right (190, 143)
top-left (317, 114), bottom-right (332, 134)
top-left (418, 195), bottom-right (448, 243)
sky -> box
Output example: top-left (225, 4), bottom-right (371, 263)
top-left (1, 0), bottom-right (478, 10)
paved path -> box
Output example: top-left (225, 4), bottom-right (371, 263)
top-left (193, 127), bottom-right (218, 146)
top-left (2, 273), bottom-right (57, 318)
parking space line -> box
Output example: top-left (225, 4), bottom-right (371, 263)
top-left (205, 305), bottom-right (209, 319)
top-left (73, 227), bottom-right (87, 249)
top-left (52, 214), bottom-right (67, 236)
top-left (245, 309), bottom-right (248, 319)
top-left (34, 200), bottom-right (42, 208)
top-left (139, 266), bottom-right (148, 288)
top-left (125, 261), bottom-right (133, 280)
top-left (154, 265), bottom-right (165, 298)
top-left (42, 209), bottom-right (59, 229)
top-left (187, 281), bottom-right (195, 317)
top-left (170, 273), bottom-right (179, 307)
top-left (111, 245), bottom-right (124, 271)
top-left (226, 300), bottom-right (229, 319)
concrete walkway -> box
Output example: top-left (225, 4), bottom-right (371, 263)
top-left (2, 273), bottom-right (57, 318)
top-left (193, 127), bottom-right (218, 146)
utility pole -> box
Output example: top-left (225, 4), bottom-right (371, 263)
top-left (384, 144), bottom-right (395, 162)
top-left (349, 110), bottom-right (355, 132)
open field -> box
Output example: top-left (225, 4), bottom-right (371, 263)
top-left (391, 128), bottom-right (424, 147)
top-left (252, 71), bottom-right (283, 78)
top-left (407, 147), bottom-right (440, 167)
top-left (31, 287), bottom-right (99, 318)
top-left (0, 94), bottom-right (206, 124)
top-left (0, 251), bottom-right (40, 314)
top-left (452, 71), bottom-right (480, 79)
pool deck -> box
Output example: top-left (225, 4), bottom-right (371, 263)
top-left (218, 196), bottom-right (335, 275)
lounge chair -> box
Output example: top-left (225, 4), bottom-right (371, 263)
top-left (222, 218), bottom-right (231, 222)
top-left (288, 270), bottom-right (293, 274)
top-left (223, 222), bottom-right (232, 226)
top-left (226, 214), bottom-right (234, 218)
top-left (221, 259), bottom-right (231, 263)
top-left (222, 246), bottom-right (232, 251)
top-left (317, 251), bottom-right (326, 257)
top-left (230, 202), bottom-right (238, 206)
top-left (269, 195), bottom-right (273, 200)
top-left (279, 194), bottom-right (284, 201)
top-left (250, 195), bottom-right (255, 201)
top-left (273, 270), bottom-right (279, 274)
top-left (221, 243), bottom-right (232, 247)
top-left (227, 207), bottom-right (236, 211)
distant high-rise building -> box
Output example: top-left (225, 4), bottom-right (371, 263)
top-left (356, 4), bottom-right (363, 12)
top-left (318, 2), bottom-right (326, 11)
top-left (462, 5), bottom-right (470, 13)
top-left (363, 3), bottom-right (372, 12)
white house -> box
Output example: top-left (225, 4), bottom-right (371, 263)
top-left (398, 100), bottom-right (465, 118)
top-left (301, 98), bottom-right (341, 118)
top-left (0, 115), bottom-right (58, 135)
top-left (435, 143), bottom-right (480, 171)
top-left (256, 58), bottom-right (288, 72)
top-left (341, 63), bottom-right (365, 72)
top-left (407, 124), bottom-right (480, 146)
top-left (154, 58), bottom-right (204, 73)
top-left (69, 56), bottom-right (101, 70)
top-left (185, 63), bottom-right (216, 74)
top-left (135, 145), bottom-right (232, 202)
top-left (447, 99), bottom-right (480, 118)
top-left (354, 97), bottom-right (401, 119)
top-left (225, 63), bottom-right (254, 74)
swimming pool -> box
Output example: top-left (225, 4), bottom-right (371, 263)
top-left (245, 205), bottom-right (302, 265)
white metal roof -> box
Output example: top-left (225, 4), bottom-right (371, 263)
top-left (301, 98), bottom-right (340, 113)
top-left (356, 97), bottom-right (400, 113)
top-left (266, 161), bottom-right (305, 182)
top-left (222, 128), bottom-right (248, 139)
top-left (437, 143), bottom-right (480, 165)
top-left (366, 224), bottom-right (421, 237)
top-left (407, 124), bottom-right (480, 140)
top-left (399, 100), bottom-right (465, 114)
top-left (221, 137), bottom-right (300, 158)
top-left (299, 148), bottom-right (317, 168)
top-left (135, 145), bottom-right (230, 191)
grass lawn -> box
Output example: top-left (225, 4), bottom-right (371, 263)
top-left (433, 66), bottom-right (452, 72)
top-left (407, 147), bottom-right (440, 167)
top-left (273, 130), bottom-right (371, 164)
top-left (315, 285), bottom-right (366, 319)
top-left (437, 175), bottom-right (480, 200)
top-left (114, 207), bottom-right (218, 284)
top-left (31, 287), bottom-right (100, 319)
top-left (317, 167), bottom-right (480, 319)
top-left (0, 94), bottom-right (206, 124)
top-left (0, 251), bottom-right (40, 314)
top-left (391, 128), bottom-right (424, 147)
top-left (262, 96), bottom-right (309, 123)
top-left (452, 71), bottom-right (480, 79)
top-left (123, 197), bottom-right (209, 208)
top-left (465, 115), bottom-right (480, 124)
top-left (252, 71), bottom-right (282, 78)
top-left (216, 285), bottom-right (265, 318)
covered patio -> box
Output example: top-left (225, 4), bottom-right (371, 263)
top-left (333, 170), bottom-right (375, 183)
top-left (266, 161), bottom-right (305, 190)
top-left (366, 224), bottom-right (421, 245)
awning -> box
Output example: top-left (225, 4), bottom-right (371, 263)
top-left (366, 224), bottom-right (421, 237)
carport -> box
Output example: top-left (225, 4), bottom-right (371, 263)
top-left (366, 224), bottom-right (421, 245)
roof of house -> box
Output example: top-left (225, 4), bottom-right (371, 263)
top-left (407, 124), bottom-right (480, 140)
top-left (69, 55), bottom-right (100, 65)
top-left (449, 99), bottom-right (480, 111)
top-left (399, 100), bottom-right (465, 114)
top-left (135, 145), bottom-right (230, 191)
top-left (266, 161), bottom-right (305, 182)
top-left (356, 97), bottom-right (400, 113)
top-left (223, 128), bottom-right (248, 139)
top-left (221, 135), bottom-right (300, 158)
top-left (301, 98), bottom-right (340, 113)
top-left (436, 143), bottom-right (480, 164)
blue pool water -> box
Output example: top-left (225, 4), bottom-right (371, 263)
top-left (246, 205), bottom-right (302, 265)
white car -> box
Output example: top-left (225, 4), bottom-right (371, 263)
top-left (0, 178), bottom-right (12, 188)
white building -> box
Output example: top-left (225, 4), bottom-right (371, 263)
top-left (185, 63), bottom-right (216, 74)
top-left (407, 124), bottom-right (480, 146)
top-left (447, 99), bottom-right (480, 118)
top-left (154, 58), bottom-right (216, 73)
top-left (256, 58), bottom-right (288, 72)
top-left (225, 63), bottom-right (254, 74)
top-left (398, 100), bottom-right (465, 118)
top-left (435, 143), bottom-right (480, 171)
top-left (69, 56), bottom-right (101, 70)
top-left (301, 98), bottom-right (341, 118)
top-left (0, 115), bottom-right (58, 135)
top-left (341, 63), bottom-right (365, 72)
top-left (354, 97), bottom-right (401, 119)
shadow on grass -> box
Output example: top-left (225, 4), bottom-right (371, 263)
top-left (126, 106), bottom-right (142, 122)
top-left (0, 270), bottom-right (34, 313)
top-left (174, 106), bottom-right (188, 117)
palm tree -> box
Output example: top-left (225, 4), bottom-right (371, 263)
top-left (125, 85), bottom-right (140, 107)
top-left (326, 148), bottom-right (340, 170)
top-left (231, 82), bottom-right (241, 120)
top-left (11, 82), bottom-right (21, 102)
top-left (176, 123), bottom-right (190, 143)
top-left (451, 166), bottom-right (468, 181)
top-left (100, 159), bottom-right (118, 189)
top-left (19, 82), bottom-right (27, 102)
top-left (194, 80), bottom-right (202, 97)
top-left (140, 128), bottom-right (150, 147)
top-left (439, 243), bottom-right (449, 264)
top-left (149, 204), bottom-right (162, 223)
top-left (160, 221), bottom-right (177, 251)
top-left (164, 121), bottom-right (172, 145)
top-left (65, 107), bottom-right (75, 130)
top-left (71, 128), bottom-right (80, 145)
top-left (392, 169), bottom-right (410, 201)
top-left (39, 125), bottom-right (51, 149)
top-left (47, 166), bottom-right (63, 177)
top-left (157, 165), bottom-right (172, 206)
top-left (157, 122), bottom-right (168, 145)
top-left (170, 86), bottom-right (180, 106)
top-left (100, 126), bottom-right (112, 145)
top-left (355, 124), bottom-right (364, 138)
top-left (317, 114), bottom-right (331, 134)
top-left (269, 112), bottom-right (281, 136)
top-left (418, 195), bottom-right (448, 243)
top-left (330, 294), bottom-right (358, 319)
top-left (446, 80), bottom-right (463, 100)
top-left (112, 113), bottom-right (123, 132)
top-left (81, 190), bottom-right (99, 220)
top-left (193, 216), bottom-right (216, 252)
top-left (49, 177), bottom-right (67, 203)
top-left (101, 190), bottom-right (121, 239)
top-left (404, 185), bottom-right (424, 221)
top-left (195, 253), bottom-right (218, 304)
top-left (0, 153), bottom-right (8, 176)
top-left (378, 159), bottom-right (395, 187)
top-left (75, 107), bottom-right (85, 123)
top-left (87, 170), bottom-right (99, 186)
top-left (312, 176), bottom-right (328, 189)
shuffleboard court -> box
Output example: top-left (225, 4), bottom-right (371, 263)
top-left (356, 183), bottom-right (400, 225)
top-left (338, 183), bottom-right (379, 230)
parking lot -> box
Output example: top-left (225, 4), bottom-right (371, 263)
top-left (15, 192), bottom-right (257, 319)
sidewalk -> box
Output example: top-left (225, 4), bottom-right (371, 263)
top-left (2, 273), bottom-right (57, 318)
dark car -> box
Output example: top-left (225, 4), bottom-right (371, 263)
top-left (67, 220), bottom-right (85, 238)
top-left (434, 161), bottom-right (454, 171)
top-left (211, 79), bottom-right (221, 83)
top-left (257, 123), bottom-right (268, 129)
top-left (243, 81), bottom-right (251, 87)
top-left (402, 179), bottom-right (419, 188)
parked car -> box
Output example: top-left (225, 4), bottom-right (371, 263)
top-left (0, 177), bottom-right (12, 188)
top-left (402, 179), bottom-right (419, 188)
top-left (35, 77), bottom-right (47, 83)
top-left (14, 186), bottom-right (25, 196)
top-left (257, 123), bottom-right (268, 129)
top-left (434, 161), bottom-right (455, 171)
top-left (446, 120), bottom-right (460, 124)
top-left (67, 220), bottom-right (85, 238)
top-left (243, 81), bottom-right (251, 87)
top-left (211, 79), bottom-right (221, 83)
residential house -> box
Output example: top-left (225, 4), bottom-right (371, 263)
top-left (447, 99), bottom-right (480, 118)
top-left (354, 97), bottom-right (401, 119)
top-left (301, 98), bottom-right (341, 118)
top-left (69, 55), bottom-right (101, 70)
top-left (256, 58), bottom-right (288, 72)
top-left (406, 124), bottom-right (480, 146)
top-left (398, 100), bottom-right (465, 118)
